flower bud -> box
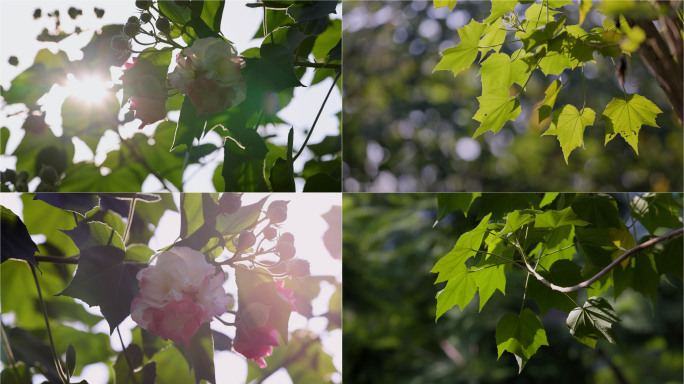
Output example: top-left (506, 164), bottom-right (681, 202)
top-left (276, 242), bottom-right (296, 261)
top-left (94, 8), bottom-right (105, 18)
top-left (135, 0), bottom-right (153, 10)
top-left (2, 169), bottom-right (17, 184)
top-left (68, 7), bottom-right (82, 19)
top-left (218, 193), bottom-right (241, 215)
top-left (289, 259), bottom-right (310, 277)
top-left (140, 12), bottom-right (151, 23)
top-left (127, 16), bottom-right (139, 24)
top-left (156, 17), bottom-right (170, 34)
top-left (263, 226), bottom-right (277, 241)
top-left (15, 182), bottom-right (28, 192)
top-left (266, 200), bottom-right (288, 224)
top-left (236, 230), bottom-right (256, 252)
top-left (241, 303), bottom-right (270, 329)
top-left (33, 8), bottom-right (41, 19)
top-left (111, 35), bottom-right (130, 51)
top-left (278, 232), bottom-right (294, 244)
top-left (124, 22), bottom-right (140, 38)
top-left (8, 56), bottom-right (18, 66)
top-left (39, 165), bottom-right (59, 184)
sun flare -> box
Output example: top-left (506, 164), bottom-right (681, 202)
top-left (64, 73), bottom-right (111, 104)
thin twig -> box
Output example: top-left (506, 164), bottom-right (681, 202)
top-left (123, 197), bottom-right (137, 245)
top-left (117, 328), bottom-right (139, 384)
top-left (292, 70), bottom-right (341, 162)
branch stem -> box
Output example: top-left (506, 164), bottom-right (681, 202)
top-left (528, 228), bottom-right (683, 293)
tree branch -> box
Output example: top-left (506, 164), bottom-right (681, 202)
top-left (527, 227), bottom-right (683, 293)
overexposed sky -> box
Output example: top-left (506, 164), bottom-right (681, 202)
top-left (0, 1), bottom-right (342, 191)
top-left (0, 192), bottom-right (342, 384)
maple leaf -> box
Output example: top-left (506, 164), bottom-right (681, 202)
top-left (434, 20), bottom-right (486, 76)
top-left (566, 296), bottom-right (620, 349)
top-left (485, 0), bottom-right (517, 23)
top-left (543, 105), bottom-right (595, 163)
top-left (473, 87), bottom-right (521, 137)
top-left (479, 52), bottom-right (529, 93)
top-left (537, 80), bottom-right (562, 123)
top-left (434, 0), bottom-right (458, 11)
top-left (602, 94), bottom-right (662, 154)
top-left (496, 309), bottom-right (549, 373)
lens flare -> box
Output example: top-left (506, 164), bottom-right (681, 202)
top-left (64, 73), bottom-right (110, 104)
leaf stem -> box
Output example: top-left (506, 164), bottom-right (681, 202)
top-left (528, 228), bottom-right (683, 293)
top-left (117, 327), bottom-right (139, 384)
top-left (293, 60), bottom-right (341, 70)
top-left (123, 196), bottom-right (137, 245)
top-left (31, 264), bottom-right (68, 384)
top-left (292, 70), bottom-right (341, 162)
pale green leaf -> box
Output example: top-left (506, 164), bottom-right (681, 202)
top-left (537, 80), bottom-right (562, 122)
top-left (435, 264), bottom-right (477, 319)
top-left (535, 207), bottom-right (590, 229)
top-left (602, 94), bottom-right (661, 155)
top-left (579, 0), bottom-right (592, 25)
top-left (485, 0), bottom-right (518, 24)
top-left (434, 0), bottom-right (458, 11)
top-left (434, 20), bottom-right (487, 75)
top-left (479, 51), bottom-right (529, 93)
top-left (543, 105), bottom-right (595, 163)
top-left (499, 210), bottom-right (534, 235)
top-left (479, 18), bottom-right (507, 55)
top-left (473, 87), bottom-right (521, 137)
top-left (525, 3), bottom-right (559, 29)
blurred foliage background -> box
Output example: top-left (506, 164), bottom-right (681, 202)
top-left (343, 193), bottom-right (683, 383)
top-left (342, 1), bottom-right (682, 192)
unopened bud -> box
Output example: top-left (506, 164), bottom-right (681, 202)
top-left (39, 165), bottom-right (59, 184)
top-left (276, 242), bottom-right (296, 261)
top-left (135, 0), bottom-right (153, 10)
top-left (266, 200), bottom-right (288, 224)
top-left (156, 17), bottom-right (170, 34)
top-left (289, 259), bottom-right (310, 277)
top-left (111, 35), bottom-right (130, 51)
top-left (22, 114), bottom-right (48, 134)
top-left (124, 22), bottom-right (140, 38)
top-left (219, 193), bottom-right (241, 215)
top-left (17, 170), bottom-right (29, 183)
top-left (2, 169), bottom-right (17, 184)
top-left (263, 226), bottom-right (277, 240)
top-left (140, 12), bottom-right (152, 23)
top-left (236, 231), bottom-right (256, 252)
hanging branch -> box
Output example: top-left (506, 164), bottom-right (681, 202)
top-left (527, 227), bottom-right (683, 293)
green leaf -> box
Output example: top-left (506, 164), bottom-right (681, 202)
top-left (33, 193), bottom-right (99, 217)
top-left (528, 259), bottom-right (582, 315)
top-left (538, 40), bottom-right (573, 75)
top-left (150, 345), bottom-right (194, 384)
top-left (613, 250), bottom-right (659, 302)
top-left (222, 127), bottom-right (269, 191)
top-left (533, 225), bottom-right (575, 270)
top-left (479, 18), bottom-right (506, 55)
top-left (114, 344), bottom-right (156, 384)
top-left (473, 236), bottom-right (509, 311)
top-left (2, 327), bottom-right (62, 383)
top-left (602, 94), bottom-right (662, 154)
top-left (434, 20), bottom-right (486, 75)
top-left (177, 323), bottom-right (215, 384)
top-left (1, 206), bottom-right (39, 267)
top-left (58, 222), bottom-right (140, 333)
top-left (571, 193), bottom-right (621, 228)
top-left (479, 52), bottom-right (530, 93)
top-left (303, 173), bottom-right (340, 192)
top-left (171, 97), bottom-right (206, 152)
top-left (432, 214), bottom-right (492, 319)
top-left (653, 236), bottom-right (682, 281)
top-left (435, 264), bottom-right (477, 319)
top-left (542, 105), bottom-right (595, 163)
top-left (495, 308), bottom-right (549, 373)
top-left (473, 87), bottom-right (521, 137)
top-left (434, 0), bottom-right (458, 11)
top-left (547, 0), bottom-right (572, 8)
top-left (630, 194), bottom-right (682, 235)
top-left (1, 49), bottom-right (69, 106)
top-left (269, 128), bottom-right (296, 192)
top-left (485, 1), bottom-right (518, 23)
top-left (66, 343), bottom-right (76, 377)
top-left (499, 210), bottom-right (534, 235)
top-left (478, 193), bottom-right (538, 221)
top-left (539, 192), bottom-right (559, 208)
top-left (287, 1), bottom-right (338, 21)
top-left (199, 0), bottom-right (225, 33)
top-left (535, 206), bottom-right (590, 229)
top-left (537, 80), bottom-right (562, 122)
top-left (0, 127), bottom-right (9, 155)
top-left (579, 0), bottom-right (592, 25)
top-left (566, 296), bottom-right (620, 348)
top-left (434, 193), bottom-right (479, 226)
top-left (516, 15), bottom-right (566, 52)
top-left (524, 3), bottom-right (559, 28)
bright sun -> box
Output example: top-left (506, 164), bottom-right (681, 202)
top-left (64, 73), bottom-right (111, 104)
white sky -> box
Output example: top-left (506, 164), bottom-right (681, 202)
top-left (0, 192), bottom-right (342, 384)
top-left (0, 0), bottom-right (342, 192)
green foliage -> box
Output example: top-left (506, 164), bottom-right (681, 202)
top-left (432, 192), bottom-right (683, 372)
top-left (3, 1), bottom-right (341, 192)
top-left (432, 0), bottom-right (674, 162)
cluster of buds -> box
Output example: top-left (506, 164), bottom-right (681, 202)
top-left (224, 199), bottom-right (309, 279)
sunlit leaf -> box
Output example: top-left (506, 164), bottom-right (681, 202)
top-left (602, 94), bottom-right (662, 154)
top-left (473, 87), bottom-right (521, 137)
top-left (434, 20), bottom-right (486, 75)
top-left (542, 105), bottom-right (595, 163)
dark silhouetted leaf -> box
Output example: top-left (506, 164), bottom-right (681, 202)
top-left (1, 206), bottom-right (38, 267)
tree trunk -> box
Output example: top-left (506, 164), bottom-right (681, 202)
top-left (626, 2), bottom-right (683, 124)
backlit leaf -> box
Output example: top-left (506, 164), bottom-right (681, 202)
top-left (602, 94), bottom-right (662, 154)
top-left (434, 0), bottom-right (458, 11)
top-left (479, 52), bottom-right (529, 93)
top-left (542, 105), bottom-right (595, 163)
top-left (485, 0), bottom-right (517, 24)
top-left (434, 20), bottom-right (486, 76)
top-left (535, 206), bottom-right (590, 229)
top-left (537, 80), bottom-right (562, 122)
top-left (473, 87), bottom-right (521, 137)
